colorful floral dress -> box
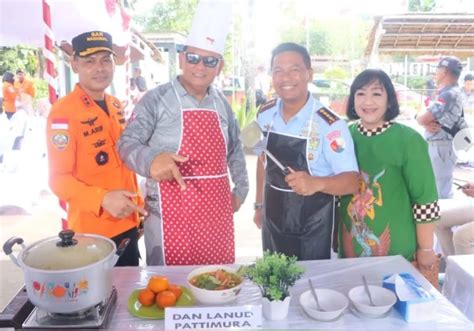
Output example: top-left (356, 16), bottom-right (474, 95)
top-left (338, 122), bottom-right (439, 261)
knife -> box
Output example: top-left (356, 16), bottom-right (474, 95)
top-left (264, 149), bottom-right (291, 176)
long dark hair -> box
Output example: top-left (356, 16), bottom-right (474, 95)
top-left (346, 69), bottom-right (400, 121)
top-left (2, 71), bottom-right (14, 84)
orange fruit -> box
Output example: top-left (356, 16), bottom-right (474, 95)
top-left (168, 284), bottom-right (183, 300)
top-left (155, 290), bottom-right (177, 309)
top-left (137, 288), bottom-right (155, 307)
top-left (147, 276), bottom-right (169, 294)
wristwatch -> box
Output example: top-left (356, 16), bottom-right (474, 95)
top-left (253, 202), bottom-right (264, 210)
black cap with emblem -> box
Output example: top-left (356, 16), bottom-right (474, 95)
top-left (72, 31), bottom-right (116, 57)
top-left (437, 56), bottom-right (463, 76)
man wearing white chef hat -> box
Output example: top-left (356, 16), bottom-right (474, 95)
top-left (118, 0), bottom-right (249, 266)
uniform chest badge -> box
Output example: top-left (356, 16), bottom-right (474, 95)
top-left (309, 137), bottom-right (320, 150)
top-left (93, 139), bottom-right (106, 148)
top-left (80, 116), bottom-right (98, 126)
top-left (52, 131), bottom-right (69, 150)
top-left (95, 151), bottom-right (109, 165)
top-left (308, 153), bottom-right (314, 160)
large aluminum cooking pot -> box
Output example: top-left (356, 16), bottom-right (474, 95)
top-left (3, 230), bottom-right (128, 314)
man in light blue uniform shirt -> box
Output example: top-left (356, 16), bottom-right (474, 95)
top-left (253, 42), bottom-right (359, 260)
top-left (257, 97), bottom-right (358, 178)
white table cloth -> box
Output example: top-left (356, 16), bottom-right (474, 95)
top-left (444, 254), bottom-right (474, 322)
top-left (109, 255), bottom-right (473, 330)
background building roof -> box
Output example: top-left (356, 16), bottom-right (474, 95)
top-left (365, 13), bottom-right (474, 57)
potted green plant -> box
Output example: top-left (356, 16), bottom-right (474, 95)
top-left (244, 251), bottom-right (305, 320)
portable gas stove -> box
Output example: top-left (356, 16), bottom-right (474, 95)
top-left (21, 287), bottom-right (117, 329)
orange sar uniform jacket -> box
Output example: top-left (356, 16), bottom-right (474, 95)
top-left (47, 84), bottom-right (141, 238)
top-left (14, 79), bottom-right (36, 98)
top-left (2, 82), bottom-right (17, 113)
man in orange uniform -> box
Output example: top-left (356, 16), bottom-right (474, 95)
top-left (14, 69), bottom-right (36, 99)
top-left (46, 31), bottom-right (146, 266)
top-left (2, 71), bottom-right (17, 119)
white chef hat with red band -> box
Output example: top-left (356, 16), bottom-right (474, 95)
top-left (185, 0), bottom-right (233, 55)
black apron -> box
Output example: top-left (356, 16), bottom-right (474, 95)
top-left (262, 123), bottom-right (335, 261)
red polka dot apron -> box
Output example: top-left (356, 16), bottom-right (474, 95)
top-left (158, 102), bottom-right (234, 265)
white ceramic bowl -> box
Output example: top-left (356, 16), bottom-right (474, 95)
top-left (299, 289), bottom-right (348, 321)
top-left (348, 285), bottom-right (396, 317)
top-left (186, 265), bottom-right (243, 305)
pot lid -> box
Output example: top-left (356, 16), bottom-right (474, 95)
top-left (22, 230), bottom-right (115, 270)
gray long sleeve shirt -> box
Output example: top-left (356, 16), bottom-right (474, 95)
top-left (117, 77), bottom-right (249, 213)
top-left (426, 84), bottom-right (467, 141)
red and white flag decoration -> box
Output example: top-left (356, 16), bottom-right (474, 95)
top-left (42, 0), bottom-right (58, 105)
top-left (42, 0), bottom-right (66, 229)
top-left (105, 0), bottom-right (132, 116)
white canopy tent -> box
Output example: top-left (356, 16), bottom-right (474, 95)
top-left (0, 0), bottom-right (129, 48)
top-left (0, 0), bottom-right (136, 102)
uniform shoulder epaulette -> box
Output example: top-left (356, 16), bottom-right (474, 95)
top-left (258, 98), bottom-right (277, 114)
top-left (316, 107), bottom-right (339, 125)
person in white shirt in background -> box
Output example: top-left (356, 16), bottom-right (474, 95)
top-left (255, 65), bottom-right (271, 107)
top-left (436, 183), bottom-right (474, 256)
top-left (0, 95), bottom-right (50, 208)
top-left (461, 74), bottom-right (474, 112)
top-left (1, 93), bottom-right (31, 172)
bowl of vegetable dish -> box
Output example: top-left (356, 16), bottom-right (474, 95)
top-left (187, 265), bottom-right (243, 304)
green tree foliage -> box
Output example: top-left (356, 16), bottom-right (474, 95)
top-left (409, 0), bottom-right (436, 12)
top-left (134, 0), bottom-right (237, 76)
top-left (133, 0), bottom-right (199, 33)
top-left (276, 3), bottom-right (333, 55)
top-left (323, 66), bottom-right (350, 80)
top-left (393, 75), bottom-right (427, 90)
top-left (0, 46), bottom-right (38, 76)
top-left (277, 10), bottom-right (371, 58)
top-left (280, 24), bottom-right (331, 56)
top-left (232, 97), bottom-right (257, 129)
top-left (33, 78), bottom-right (49, 100)
top-left (223, 13), bottom-right (241, 76)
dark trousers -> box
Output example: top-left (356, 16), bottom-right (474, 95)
top-left (111, 227), bottom-right (140, 267)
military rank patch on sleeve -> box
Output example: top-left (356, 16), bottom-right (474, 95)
top-left (258, 98), bottom-right (277, 114)
top-left (316, 107), bottom-right (339, 125)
